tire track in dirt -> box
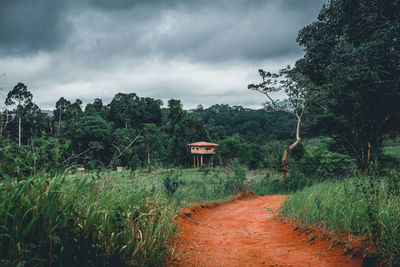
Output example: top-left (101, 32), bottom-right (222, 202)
top-left (171, 194), bottom-right (362, 267)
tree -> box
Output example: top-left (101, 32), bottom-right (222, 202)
top-left (164, 99), bottom-right (184, 135)
top-left (296, 0), bottom-right (400, 174)
top-left (0, 84), bottom-right (10, 143)
top-left (54, 97), bottom-right (71, 136)
top-left (248, 66), bottom-right (312, 181)
top-left (108, 127), bottom-right (143, 169)
top-left (5, 83), bottom-right (33, 146)
top-left (74, 114), bottom-right (112, 166)
top-left (219, 134), bottom-right (245, 176)
top-left (108, 93), bottom-right (162, 129)
top-left (142, 123), bottom-right (162, 172)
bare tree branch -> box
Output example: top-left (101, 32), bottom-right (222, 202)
top-left (107, 128), bottom-right (144, 168)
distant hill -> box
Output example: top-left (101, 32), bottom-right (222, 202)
top-left (41, 110), bottom-right (53, 116)
top-left (277, 100), bottom-right (294, 111)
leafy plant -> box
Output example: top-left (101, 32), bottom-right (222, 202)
top-left (163, 171), bottom-right (181, 196)
top-left (224, 160), bottom-right (247, 194)
top-left (296, 138), bottom-right (356, 180)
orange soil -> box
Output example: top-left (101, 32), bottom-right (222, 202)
top-left (170, 194), bottom-right (362, 267)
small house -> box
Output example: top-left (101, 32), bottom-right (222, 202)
top-left (187, 141), bottom-right (219, 168)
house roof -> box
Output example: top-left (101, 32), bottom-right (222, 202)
top-left (187, 141), bottom-right (219, 147)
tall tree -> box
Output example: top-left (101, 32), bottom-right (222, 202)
top-left (74, 113), bottom-right (112, 166)
top-left (54, 97), bottom-right (71, 137)
top-left (219, 134), bottom-right (245, 176)
top-left (249, 66), bottom-right (312, 181)
top-left (296, 0), bottom-right (400, 174)
top-left (142, 123), bottom-right (162, 172)
top-left (5, 83), bottom-right (33, 146)
top-left (0, 85), bottom-right (9, 143)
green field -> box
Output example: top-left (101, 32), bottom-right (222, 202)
top-left (384, 145), bottom-right (400, 158)
top-left (281, 174), bottom-right (400, 266)
top-left (0, 167), bottom-right (288, 266)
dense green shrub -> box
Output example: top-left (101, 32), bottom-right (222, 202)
top-left (251, 172), bottom-right (312, 195)
top-left (262, 141), bottom-right (287, 171)
top-left (296, 137), bottom-right (356, 180)
top-left (163, 171), bottom-right (181, 196)
top-left (0, 137), bottom-right (70, 178)
top-left (224, 162), bottom-right (247, 194)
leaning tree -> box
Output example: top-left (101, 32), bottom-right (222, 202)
top-left (249, 66), bottom-right (313, 181)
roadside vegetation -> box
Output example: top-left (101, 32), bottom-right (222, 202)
top-left (281, 174), bottom-right (400, 266)
top-left (0, 172), bottom-right (177, 266)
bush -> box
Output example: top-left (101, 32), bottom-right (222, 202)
top-left (296, 138), bottom-right (356, 180)
top-left (224, 161), bottom-right (247, 194)
top-left (262, 141), bottom-right (287, 171)
top-left (163, 171), bottom-right (181, 196)
top-left (284, 173), bottom-right (313, 192)
top-left (251, 172), bottom-right (312, 195)
top-left (0, 137), bottom-right (70, 179)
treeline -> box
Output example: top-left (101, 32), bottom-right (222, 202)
top-left (0, 84), bottom-right (299, 177)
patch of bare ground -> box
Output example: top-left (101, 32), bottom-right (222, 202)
top-left (169, 193), bottom-right (362, 267)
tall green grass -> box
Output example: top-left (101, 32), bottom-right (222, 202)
top-left (281, 174), bottom-right (400, 266)
top-left (0, 173), bottom-right (177, 266)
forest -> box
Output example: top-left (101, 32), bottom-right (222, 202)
top-left (0, 87), bottom-right (303, 176)
top-left (1, 0), bottom-right (400, 266)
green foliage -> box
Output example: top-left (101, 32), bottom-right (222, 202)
top-left (5, 82), bottom-right (33, 108)
top-left (263, 141), bottom-right (286, 171)
top-left (0, 137), bottom-right (70, 178)
top-left (0, 81), bottom-right (316, 172)
top-left (74, 114), bottom-right (112, 165)
top-left (199, 104), bottom-right (297, 143)
top-left (296, 0), bottom-right (400, 170)
top-left (219, 134), bottom-right (245, 174)
top-left (251, 172), bottom-right (312, 196)
top-left (224, 161), bottom-right (247, 194)
top-left (297, 149), bottom-right (356, 181)
top-left (281, 174), bottom-right (400, 266)
top-left (163, 171), bottom-right (181, 196)
top-left (108, 93), bottom-right (162, 129)
top-left (0, 173), bottom-right (177, 266)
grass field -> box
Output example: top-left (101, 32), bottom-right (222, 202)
top-left (109, 167), bottom-right (283, 205)
top-left (384, 137), bottom-right (400, 159)
top-left (0, 166), bottom-right (288, 266)
top-left (384, 145), bottom-right (400, 158)
top-left (281, 174), bottom-right (400, 266)
top-left (0, 171), bottom-right (177, 266)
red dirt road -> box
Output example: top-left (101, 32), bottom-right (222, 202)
top-left (171, 194), bottom-right (362, 267)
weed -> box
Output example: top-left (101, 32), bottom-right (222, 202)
top-left (280, 174), bottom-right (400, 266)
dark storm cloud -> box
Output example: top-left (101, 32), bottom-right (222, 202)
top-left (0, 0), bottom-right (327, 109)
top-left (0, 0), bottom-right (72, 55)
top-left (0, 0), bottom-right (326, 61)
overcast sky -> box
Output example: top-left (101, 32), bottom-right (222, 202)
top-left (0, 0), bottom-right (326, 110)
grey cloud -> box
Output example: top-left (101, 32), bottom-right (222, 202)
top-left (0, 0), bottom-right (327, 62)
top-left (0, 0), bottom-right (72, 55)
top-left (0, 0), bottom-right (327, 110)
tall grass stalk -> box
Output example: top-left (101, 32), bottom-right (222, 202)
top-left (0, 173), bottom-right (177, 266)
top-left (280, 175), bottom-right (400, 266)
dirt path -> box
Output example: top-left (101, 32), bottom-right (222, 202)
top-left (171, 194), bottom-right (362, 267)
